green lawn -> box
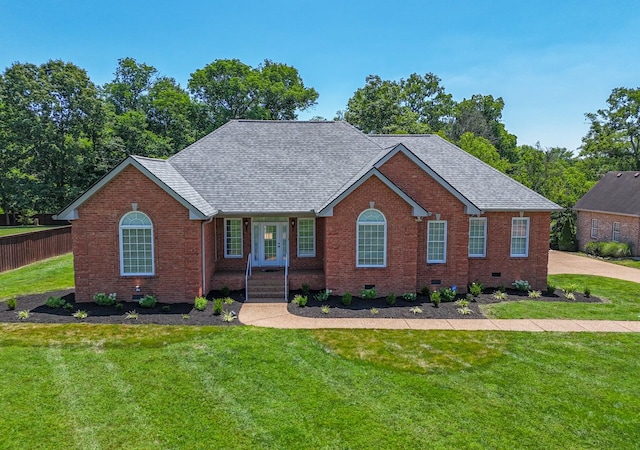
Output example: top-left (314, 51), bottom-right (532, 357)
top-left (0, 325), bottom-right (638, 449)
top-left (0, 253), bottom-right (74, 300)
top-left (483, 274), bottom-right (640, 320)
top-left (0, 225), bottom-right (59, 237)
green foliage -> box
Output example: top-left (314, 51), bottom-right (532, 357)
top-left (321, 305), bottom-right (330, 314)
top-left (213, 298), bottom-right (223, 315)
top-left (314, 289), bottom-right (331, 302)
top-left (585, 241), bottom-right (631, 258)
top-left (457, 306), bottom-right (473, 315)
top-left (194, 296), bottom-right (208, 311)
top-left (562, 284), bottom-right (579, 294)
top-left (360, 288), bottom-right (377, 300)
top-left (430, 291), bottom-right (441, 307)
top-left (469, 282), bottom-right (483, 297)
top-left (584, 286), bottom-right (591, 298)
top-left (292, 294), bottom-right (308, 307)
top-left (63, 303), bottom-right (74, 311)
top-left (301, 283), bottom-right (310, 296)
top-left (138, 295), bottom-right (157, 308)
top-left (386, 293), bottom-right (396, 305)
top-left (221, 310), bottom-right (235, 322)
top-left (528, 290), bottom-right (542, 299)
top-left (370, 307), bottom-right (379, 315)
top-left (438, 287), bottom-right (457, 302)
top-left (115, 302), bottom-right (124, 311)
top-left (341, 292), bottom-right (352, 306)
top-left (72, 310), bottom-right (88, 320)
top-left (182, 314), bottom-right (189, 320)
top-left (547, 283), bottom-right (557, 295)
top-left (493, 291), bottom-right (508, 300)
top-left (409, 306), bottom-right (423, 315)
top-left (45, 296), bottom-right (67, 309)
top-left (125, 310), bottom-right (139, 320)
top-left (94, 292), bottom-right (117, 306)
top-left (0, 254), bottom-right (74, 300)
top-left (512, 280), bottom-right (531, 292)
top-left (6, 297), bottom-right (17, 310)
top-left (455, 299), bottom-right (470, 308)
top-left (402, 292), bottom-right (417, 302)
top-left (457, 132), bottom-right (510, 173)
top-left (16, 309), bottom-right (30, 320)
top-left (223, 297), bottom-right (234, 305)
top-left (220, 286), bottom-right (230, 297)
top-left (420, 286), bottom-right (431, 296)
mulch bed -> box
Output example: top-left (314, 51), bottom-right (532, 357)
top-left (287, 288), bottom-right (603, 320)
top-left (0, 290), bottom-right (245, 326)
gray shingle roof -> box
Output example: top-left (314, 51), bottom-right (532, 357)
top-left (574, 171), bottom-right (640, 216)
top-left (142, 120), bottom-right (560, 215)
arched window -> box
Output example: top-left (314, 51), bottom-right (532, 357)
top-left (357, 209), bottom-right (386, 267)
top-left (119, 211), bottom-right (154, 276)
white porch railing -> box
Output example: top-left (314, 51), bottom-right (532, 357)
top-left (245, 253), bottom-right (252, 302)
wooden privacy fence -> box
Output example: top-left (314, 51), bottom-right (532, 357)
top-left (0, 226), bottom-right (72, 272)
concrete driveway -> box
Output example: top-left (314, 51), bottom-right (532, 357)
top-left (548, 250), bottom-right (640, 283)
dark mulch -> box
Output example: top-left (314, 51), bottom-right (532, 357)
top-left (0, 290), bottom-right (245, 326)
top-left (287, 288), bottom-right (603, 320)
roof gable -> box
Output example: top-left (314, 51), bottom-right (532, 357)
top-left (574, 171), bottom-right (640, 216)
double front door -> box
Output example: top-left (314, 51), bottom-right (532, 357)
top-left (253, 222), bottom-right (288, 267)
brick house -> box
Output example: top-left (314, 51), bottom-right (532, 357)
top-left (56, 120), bottom-right (561, 302)
top-left (575, 171), bottom-right (640, 255)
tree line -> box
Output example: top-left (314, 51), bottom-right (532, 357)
top-left (1, 57), bottom-right (638, 248)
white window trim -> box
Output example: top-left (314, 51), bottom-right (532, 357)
top-left (119, 211), bottom-right (154, 276)
top-left (468, 217), bottom-right (487, 258)
top-left (224, 218), bottom-right (243, 258)
top-left (356, 209), bottom-right (387, 268)
top-left (427, 220), bottom-right (447, 263)
top-left (590, 219), bottom-right (598, 239)
top-left (612, 222), bottom-right (620, 242)
top-left (510, 217), bottom-right (530, 258)
top-left (297, 218), bottom-right (316, 257)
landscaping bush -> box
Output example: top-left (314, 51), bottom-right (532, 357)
top-left (220, 285), bottom-right (230, 297)
top-left (194, 296), bottom-right (208, 311)
top-left (420, 286), bottom-right (430, 296)
top-left (402, 292), bottom-right (417, 302)
top-left (292, 294), bottom-right (307, 307)
top-left (93, 292), bottom-right (116, 306)
top-left (360, 288), bottom-right (377, 300)
top-left (512, 280), bottom-right (531, 292)
top-left (213, 298), bottom-right (223, 315)
top-left (469, 282), bottom-right (483, 297)
top-left (46, 296), bottom-right (67, 309)
top-left (430, 291), bottom-right (441, 307)
top-left (585, 241), bottom-right (631, 258)
top-left (138, 295), bottom-right (157, 308)
top-left (6, 297), bottom-right (17, 310)
top-left (438, 286), bottom-right (457, 302)
top-left (314, 289), bottom-right (331, 302)
top-left (341, 292), bottom-right (352, 306)
top-left (386, 293), bottom-right (396, 305)
top-left (301, 283), bottom-right (310, 296)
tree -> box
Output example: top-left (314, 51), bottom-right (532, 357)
top-left (103, 57), bottom-right (158, 115)
top-left (581, 87), bottom-right (640, 170)
top-left (188, 59), bottom-right (318, 131)
top-left (457, 132), bottom-right (510, 173)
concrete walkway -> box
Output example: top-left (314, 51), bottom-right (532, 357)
top-left (238, 251), bottom-right (640, 332)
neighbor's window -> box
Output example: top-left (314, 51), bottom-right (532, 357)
top-left (224, 218), bottom-right (243, 258)
top-left (119, 211), bottom-right (154, 276)
top-left (613, 222), bottom-right (620, 242)
top-left (468, 217), bottom-right (486, 257)
top-left (357, 209), bottom-right (386, 267)
top-left (590, 219), bottom-right (598, 238)
top-left (427, 220), bottom-right (447, 263)
top-left (297, 218), bottom-right (315, 257)
top-left (510, 217), bottom-right (530, 257)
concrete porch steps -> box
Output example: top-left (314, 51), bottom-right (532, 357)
top-left (247, 275), bottom-right (286, 301)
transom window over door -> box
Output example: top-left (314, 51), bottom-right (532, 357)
top-left (119, 211), bottom-right (154, 276)
top-left (357, 209), bottom-right (386, 267)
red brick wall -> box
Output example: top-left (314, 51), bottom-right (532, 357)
top-left (73, 165), bottom-right (204, 303)
top-left (289, 217), bottom-right (325, 270)
top-left (324, 176), bottom-right (418, 296)
top-left (577, 211), bottom-right (640, 255)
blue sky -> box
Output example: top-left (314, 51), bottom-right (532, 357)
top-left (1, 0), bottom-right (638, 151)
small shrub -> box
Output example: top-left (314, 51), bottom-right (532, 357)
top-left (562, 284), bottom-right (578, 295)
top-left (430, 291), bottom-right (441, 307)
top-left (63, 303), bottom-right (74, 311)
top-left (73, 310), bottom-right (88, 320)
top-left (292, 294), bottom-right (308, 307)
top-left (16, 310), bottom-right (30, 320)
top-left (528, 290), bottom-right (542, 299)
top-left (126, 310), bottom-right (139, 320)
top-left (585, 241), bottom-right (632, 258)
top-left (583, 286), bottom-right (591, 298)
top-left (182, 314), bottom-right (190, 320)
top-left (455, 299), bottom-right (470, 308)
top-left (223, 297), bottom-right (234, 305)
top-left (402, 292), bottom-right (417, 302)
top-left (222, 310), bottom-right (236, 322)
top-left (314, 289), bottom-right (331, 302)
top-left (547, 283), bottom-right (556, 295)
top-left (321, 304), bottom-right (330, 314)
top-left (386, 293), bottom-right (396, 305)
top-left (409, 306), bottom-right (423, 315)
top-left (301, 283), bottom-right (310, 296)
top-left (6, 297), bottom-right (17, 310)
top-left (493, 290), bottom-right (507, 300)
top-left (213, 298), bottom-right (223, 315)
top-left (370, 307), bottom-right (379, 315)
top-left (46, 296), bottom-right (67, 309)
top-left (341, 292), bottom-right (352, 306)
top-left (220, 285), bottom-right (230, 297)
top-left (194, 296), bottom-right (208, 311)
top-left (115, 302), bottom-right (124, 311)
top-left (360, 288), bottom-right (377, 300)
top-left (138, 295), bottom-right (157, 308)
top-left (565, 292), bottom-right (576, 301)
top-left (457, 306), bottom-right (472, 315)
top-left (420, 286), bottom-right (431, 296)
top-left (512, 280), bottom-right (531, 292)
top-left (93, 292), bottom-right (117, 306)
top-left (469, 282), bottom-right (483, 297)
top-left (439, 286), bottom-right (457, 302)
top-left (161, 305), bottom-right (171, 312)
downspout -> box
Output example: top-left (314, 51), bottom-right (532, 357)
top-left (201, 217), bottom-right (214, 296)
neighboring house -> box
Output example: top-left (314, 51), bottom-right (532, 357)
top-left (574, 171), bottom-right (640, 255)
top-left (56, 120), bottom-right (561, 302)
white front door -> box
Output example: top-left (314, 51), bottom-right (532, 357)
top-left (253, 222), bottom-right (288, 266)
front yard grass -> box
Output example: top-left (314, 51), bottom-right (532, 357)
top-left (0, 325), bottom-right (638, 449)
top-left (483, 274), bottom-right (640, 320)
top-left (0, 253), bottom-right (74, 300)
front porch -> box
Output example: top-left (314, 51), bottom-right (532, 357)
top-left (211, 268), bottom-right (325, 299)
